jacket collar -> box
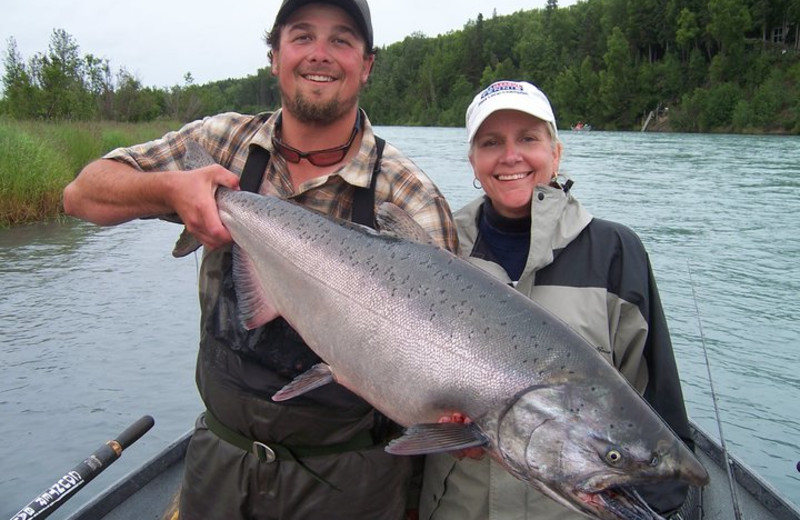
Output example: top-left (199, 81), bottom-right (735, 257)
top-left (455, 184), bottom-right (592, 287)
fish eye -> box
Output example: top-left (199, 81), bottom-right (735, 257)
top-left (605, 448), bottom-right (623, 465)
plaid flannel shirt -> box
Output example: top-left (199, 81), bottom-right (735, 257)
top-left (105, 109), bottom-right (458, 252)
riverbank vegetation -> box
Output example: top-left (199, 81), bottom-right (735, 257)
top-left (3, 0), bottom-right (800, 133)
top-left (362, 0), bottom-right (800, 133)
top-left (0, 120), bottom-right (176, 226)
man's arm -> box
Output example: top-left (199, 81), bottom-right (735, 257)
top-left (63, 158), bottom-right (240, 250)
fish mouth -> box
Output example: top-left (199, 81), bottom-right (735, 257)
top-left (575, 487), bottom-right (665, 520)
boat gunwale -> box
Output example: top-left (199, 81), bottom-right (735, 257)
top-left (64, 422), bottom-right (800, 520)
top-left (690, 422), bottom-right (800, 520)
top-left (65, 429), bottom-right (191, 520)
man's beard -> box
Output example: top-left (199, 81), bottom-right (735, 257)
top-left (282, 88), bottom-right (359, 125)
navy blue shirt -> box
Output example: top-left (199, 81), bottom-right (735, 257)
top-left (473, 200), bottom-right (531, 281)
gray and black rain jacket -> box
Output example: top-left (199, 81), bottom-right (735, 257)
top-left (421, 184), bottom-right (692, 520)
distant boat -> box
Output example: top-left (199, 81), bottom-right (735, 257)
top-left (572, 122), bottom-right (592, 131)
top-left (60, 419), bottom-right (800, 520)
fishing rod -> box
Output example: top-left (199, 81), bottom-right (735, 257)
top-left (8, 415), bottom-right (155, 520)
top-left (687, 264), bottom-right (743, 520)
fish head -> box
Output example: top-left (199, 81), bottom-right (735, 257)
top-left (492, 382), bottom-right (709, 520)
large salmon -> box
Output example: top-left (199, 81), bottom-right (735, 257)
top-left (178, 141), bottom-right (708, 520)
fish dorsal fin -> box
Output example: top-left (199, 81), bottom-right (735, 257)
top-left (272, 363), bottom-right (335, 402)
top-left (376, 202), bottom-right (438, 246)
top-left (232, 244), bottom-right (280, 329)
top-left (183, 139), bottom-right (216, 170)
top-left (385, 422), bottom-right (488, 455)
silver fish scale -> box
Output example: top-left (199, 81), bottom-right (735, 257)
top-left (217, 188), bottom-right (614, 426)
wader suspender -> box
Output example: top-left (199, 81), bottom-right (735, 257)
top-left (207, 137), bottom-right (389, 480)
top-left (238, 136), bottom-right (386, 227)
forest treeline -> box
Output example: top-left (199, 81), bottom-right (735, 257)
top-left (2, 0), bottom-right (799, 133)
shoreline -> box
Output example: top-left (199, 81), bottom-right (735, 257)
top-left (2, 119), bottom-right (797, 228)
top-left (0, 119), bottom-right (178, 227)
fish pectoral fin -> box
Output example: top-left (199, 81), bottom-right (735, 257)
top-left (376, 202), bottom-right (438, 246)
top-left (385, 422), bottom-right (488, 455)
top-left (271, 363), bottom-right (334, 402)
top-left (232, 245), bottom-right (281, 329)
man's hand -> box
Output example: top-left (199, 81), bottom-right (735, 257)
top-left (165, 164), bottom-right (240, 250)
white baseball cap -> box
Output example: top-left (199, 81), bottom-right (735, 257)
top-left (466, 80), bottom-right (558, 143)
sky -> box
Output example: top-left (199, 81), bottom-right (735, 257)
top-left (1, 0), bottom-right (577, 89)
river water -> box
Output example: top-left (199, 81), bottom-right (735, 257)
top-left (1, 128), bottom-right (798, 517)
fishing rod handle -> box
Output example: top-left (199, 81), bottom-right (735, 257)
top-left (114, 415), bottom-right (155, 451)
top-left (8, 416), bottom-right (155, 520)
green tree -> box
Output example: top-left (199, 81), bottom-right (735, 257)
top-left (464, 14), bottom-right (487, 86)
top-left (707, 0), bottom-right (752, 55)
top-left (30, 29), bottom-right (94, 119)
top-left (84, 54), bottom-right (114, 119)
top-left (1, 37), bottom-right (37, 118)
top-left (114, 69), bottom-right (162, 122)
top-left (699, 81), bottom-right (742, 129)
top-left (166, 72), bottom-right (203, 122)
top-left (675, 8), bottom-right (702, 57)
top-left (599, 27), bottom-right (637, 128)
top-left (480, 57), bottom-right (519, 86)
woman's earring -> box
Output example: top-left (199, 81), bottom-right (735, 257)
top-left (472, 178), bottom-right (482, 190)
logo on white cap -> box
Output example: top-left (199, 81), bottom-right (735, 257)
top-left (478, 81), bottom-right (526, 102)
top-left (466, 81), bottom-right (558, 143)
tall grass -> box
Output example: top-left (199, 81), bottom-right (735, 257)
top-left (0, 119), bottom-right (178, 227)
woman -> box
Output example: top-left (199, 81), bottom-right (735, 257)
top-left (419, 81), bottom-right (694, 519)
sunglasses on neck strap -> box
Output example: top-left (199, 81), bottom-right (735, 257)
top-left (272, 114), bottom-right (361, 167)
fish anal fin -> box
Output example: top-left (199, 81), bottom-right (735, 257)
top-left (272, 363), bottom-right (334, 402)
top-left (232, 244), bottom-right (280, 329)
top-left (385, 422), bottom-right (488, 455)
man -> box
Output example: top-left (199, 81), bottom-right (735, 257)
top-left (63, 1), bottom-right (457, 518)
